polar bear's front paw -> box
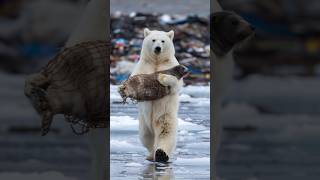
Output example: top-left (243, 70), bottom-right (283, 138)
top-left (157, 73), bottom-right (169, 86)
top-left (155, 149), bottom-right (169, 162)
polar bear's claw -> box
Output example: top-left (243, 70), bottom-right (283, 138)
top-left (155, 149), bottom-right (169, 162)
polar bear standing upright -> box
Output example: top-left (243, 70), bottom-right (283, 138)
top-left (131, 28), bottom-right (182, 162)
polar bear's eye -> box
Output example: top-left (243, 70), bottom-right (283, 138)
top-left (152, 39), bottom-right (156, 42)
top-left (161, 40), bottom-right (165, 43)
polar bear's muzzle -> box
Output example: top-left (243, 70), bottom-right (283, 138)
top-left (154, 46), bottom-right (161, 54)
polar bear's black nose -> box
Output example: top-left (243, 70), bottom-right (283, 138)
top-left (154, 46), bottom-right (161, 54)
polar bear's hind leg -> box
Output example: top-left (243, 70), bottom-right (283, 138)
top-left (153, 113), bottom-right (177, 162)
top-left (139, 114), bottom-right (155, 160)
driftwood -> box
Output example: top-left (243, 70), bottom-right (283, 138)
top-left (118, 65), bottom-right (189, 103)
top-left (24, 41), bottom-right (109, 135)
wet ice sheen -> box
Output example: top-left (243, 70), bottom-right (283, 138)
top-left (110, 85), bottom-right (210, 179)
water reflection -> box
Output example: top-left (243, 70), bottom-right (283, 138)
top-left (141, 162), bottom-right (175, 180)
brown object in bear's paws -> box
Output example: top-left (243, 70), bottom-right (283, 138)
top-left (155, 149), bottom-right (169, 163)
top-left (118, 65), bottom-right (189, 103)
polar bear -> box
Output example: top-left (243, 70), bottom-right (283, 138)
top-left (131, 28), bottom-right (183, 162)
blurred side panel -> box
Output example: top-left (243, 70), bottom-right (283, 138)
top-left (212, 0), bottom-right (320, 179)
top-left (0, 0), bottom-right (109, 180)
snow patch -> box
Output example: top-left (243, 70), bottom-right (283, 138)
top-left (175, 157), bottom-right (210, 166)
top-left (185, 142), bottom-right (210, 150)
top-left (125, 162), bottom-right (143, 167)
top-left (181, 85), bottom-right (210, 98)
top-left (111, 116), bottom-right (138, 131)
top-left (110, 139), bottom-right (145, 153)
top-left (111, 116), bottom-right (206, 131)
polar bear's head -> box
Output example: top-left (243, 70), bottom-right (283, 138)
top-left (141, 28), bottom-right (175, 63)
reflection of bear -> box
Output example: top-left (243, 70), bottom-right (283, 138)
top-left (131, 28), bottom-right (183, 162)
top-left (118, 65), bottom-right (189, 103)
top-left (142, 163), bottom-right (174, 180)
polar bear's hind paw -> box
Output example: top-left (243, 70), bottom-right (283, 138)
top-left (155, 149), bottom-right (169, 162)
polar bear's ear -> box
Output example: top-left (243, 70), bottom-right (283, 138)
top-left (167, 30), bottom-right (174, 40)
top-left (144, 28), bottom-right (151, 37)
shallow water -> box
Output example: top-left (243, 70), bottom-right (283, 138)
top-left (110, 85), bottom-right (211, 179)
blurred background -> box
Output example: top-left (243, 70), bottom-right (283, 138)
top-left (0, 0), bottom-right (96, 180)
top-left (110, 0), bottom-right (210, 85)
top-left (0, 0), bottom-right (87, 74)
top-left (223, 0), bottom-right (320, 78)
top-left (216, 0), bottom-right (320, 179)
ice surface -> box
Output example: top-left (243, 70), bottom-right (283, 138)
top-left (111, 115), bottom-right (207, 131)
top-left (111, 139), bottom-right (146, 153)
top-left (175, 157), bottom-right (210, 166)
top-left (110, 116), bottom-right (138, 131)
top-left (181, 85), bottom-right (210, 98)
top-left (110, 84), bottom-right (210, 179)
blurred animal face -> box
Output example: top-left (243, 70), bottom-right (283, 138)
top-left (210, 11), bottom-right (255, 56)
top-left (173, 65), bottom-right (190, 79)
top-left (118, 81), bottom-right (137, 101)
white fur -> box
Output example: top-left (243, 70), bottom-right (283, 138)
top-left (131, 29), bottom-right (182, 160)
top-left (157, 73), bottom-right (180, 94)
top-left (65, 0), bottom-right (107, 180)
